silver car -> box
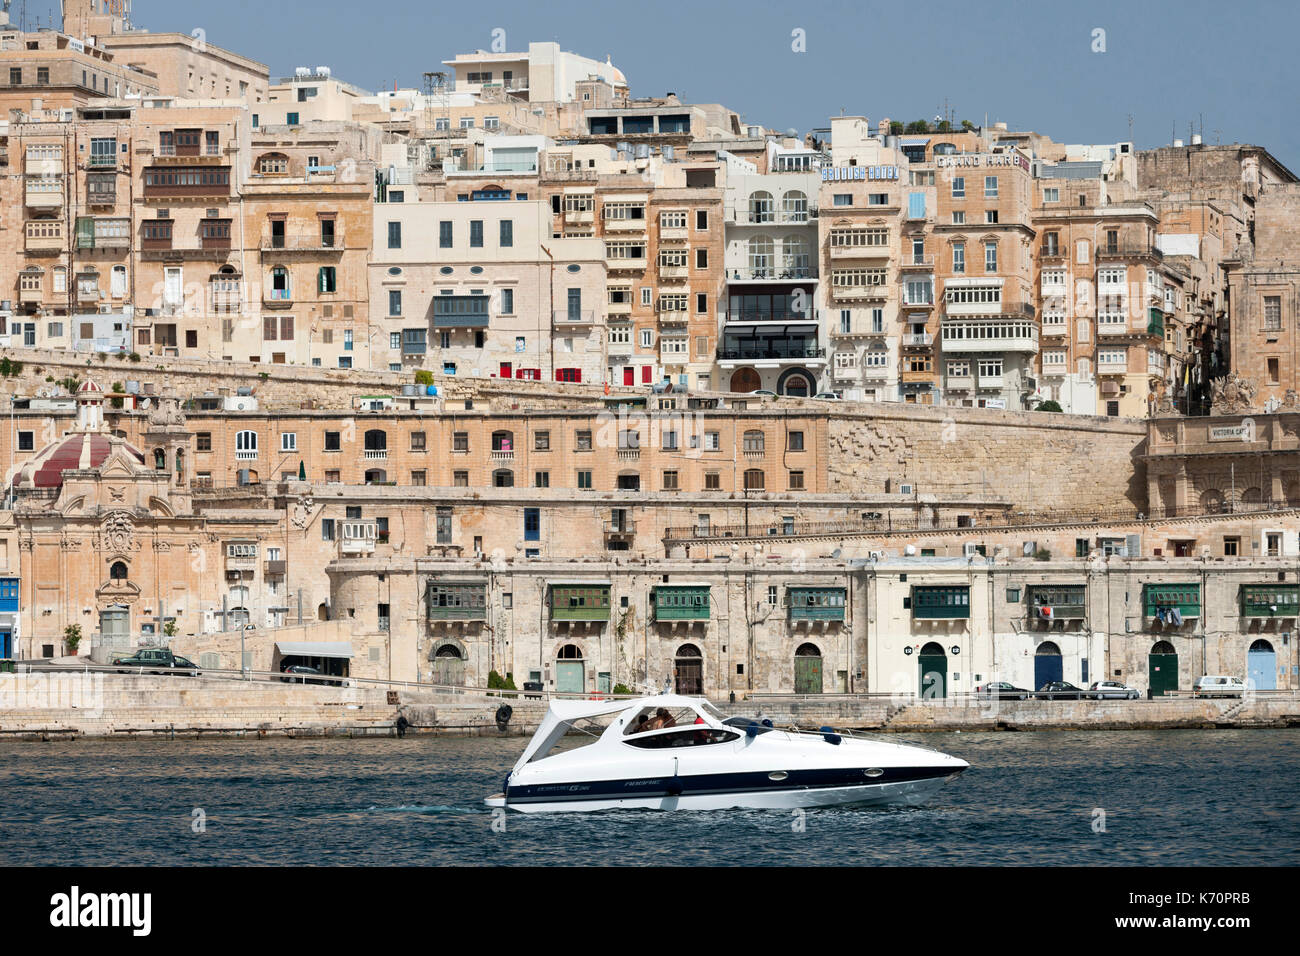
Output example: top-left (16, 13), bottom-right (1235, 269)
top-left (1089, 680), bottom-right (1140, 700)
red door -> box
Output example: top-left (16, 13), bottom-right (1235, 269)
top-left (623, 367), bottom-right (634, 386)
top-left (641, 365), bottom-right (652, 384)
top-left (499, 362), bottom-right (512, 378)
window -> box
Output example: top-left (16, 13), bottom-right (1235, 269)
top-left (951, 177), bottom-right (965, 198)
top-left (1264, 296), bottom-right (1282, 331)
top-left (524, 508), bottom-right (540, 541)
top-left (439, 221), bottom-right (453, 248)
top-left (833, 194), bottom-right (852, 207)
top-left (789, 471), bottom-right (805, 490)
top-left (952, 242), bottom-right (965, 273)
top-left (743, 430), bottom-right (765, 453)
top-left (388, 289), bottom-right (402, 316)
top-left (576, 430), bottom-right (593, 451)
top-left (453, 432), bottom-right (469, 452)
top-left (788, 431), bottom-right (804, 451)
top-left (281, 433), bottom-right (297, 452)
top-left (705, 472), bottom-right (721, 490)
top-left (984, 241), bottom-right (997, 273)
top-left (17, 431), bottom-right (34, 452)
top-left (235, 431), bottom-right (258, 458)
top-left (324, 431), bottom-right (341, 452)
top-left (577, 470), bottom-right (593, 489)
top-left (662, 470), bottom-right (679, 491)
top-left (984, 175), bottom-right (998, 198)
top-left (743, 469), bottom-right (765, 491)
top-left (534, 471), bottom-right (550, 488)
top-left (470, 220), bottom-right (484, 247)
top-left (1043, 187), bottom-right (1060, 203)
top-left (410, 431), bottom-right (427, 452)
top-left (387, 221), bottom-right (402, 249)
top-left (500, 220), bottom-right (513, 247)
top-left (319, 266), bottom-right (337, 294)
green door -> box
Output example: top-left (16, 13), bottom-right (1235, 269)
top-left (1148, 652), bottom-right (1179, 697)
top-left (556, 660), bottom-right (584, 694)
top-left (919, 650), bottom-right (948, 699)
top-left (794, 651), bottom-right (822, 694)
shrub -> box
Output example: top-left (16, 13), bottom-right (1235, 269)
top-left (1035, 548), bottom-right (1052, 561)
top-left (1036, 400), bottom-right (1063, 413)
top-left (612, 683), bottom-right (635, 696)
top-left (487, 669), bottom-right (518, 691)
top-left (128, 352), bottom-right (141, 363)
top-left (63, 624), bottom-right (82, 655)
top-left (414, 369), bottom-right (435, 387)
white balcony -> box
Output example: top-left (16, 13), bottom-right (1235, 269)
top-left (363, 449), bottom-right (388, 460)
top-left (902, 333), bottom-right (934, 347)
top-left (235, 450), bottom-right (258, 461)
top-left (977, 375), bottom-right (1004, 390)
top-left (945, 375), bottom-right (974, 390)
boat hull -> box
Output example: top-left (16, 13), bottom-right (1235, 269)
top-left (485, 768), bottom-right (963, 813)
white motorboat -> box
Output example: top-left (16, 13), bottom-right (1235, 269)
top-left (484, 694), bottom-right (968, 813)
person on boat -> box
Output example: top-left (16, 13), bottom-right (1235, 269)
top-left (630, 712), bottom-right (650, 734)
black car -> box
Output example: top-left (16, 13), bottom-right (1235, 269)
top-left (1035, 680), bottom-right (1085, 700)
top-left (281, 664), bottom-right (323, 684)
top-left (113, 649), bottom-right (199, 676)
top-left (974, 681), bottom-right (1031, 700)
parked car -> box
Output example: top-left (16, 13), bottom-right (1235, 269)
top-left (1193, 675), bottom-right (1246, 698)
top-left (1089, 680), bottom-right (1140, 700)
top-left (812, 392), bottom-right (841, 401)
top-left (751, 390), bottom-right (779, 399)
top-left (281, 664), bottom-right (323, 685)
top-left (974, 681), bottom-right (1031, 700)
top-left (1035, 680), bottom-right (1086, 700)
top-left (112, 648), bottom-right (198, 676)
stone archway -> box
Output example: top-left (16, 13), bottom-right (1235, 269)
top-left (729, 367), bottom-right (761, 393)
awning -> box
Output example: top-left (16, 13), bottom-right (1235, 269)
top-left (275, 641), bottom-right (354, 659)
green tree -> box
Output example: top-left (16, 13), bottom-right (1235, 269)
top-left (889, 121), bottom-right (904, 136)
top-left (63, 624), bottom-right (82, 655)
top-left (905, 119), bottom-right (930, 134)
top-left (1036, 400), bottom-right (1063, 413)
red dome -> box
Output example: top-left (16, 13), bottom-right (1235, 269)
top-left (12, 433), bottom-right (144, 490)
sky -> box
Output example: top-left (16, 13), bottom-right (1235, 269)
top-left (39, 0), bottom-right (1300, 169)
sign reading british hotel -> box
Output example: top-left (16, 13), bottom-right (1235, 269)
top-left (935, 152), bottom-right (1030, 172)
top-left (821, 165), bottom-right (900, 181)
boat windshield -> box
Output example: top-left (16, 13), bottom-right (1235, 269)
top-left (623, 705), bottom-right (709, 736)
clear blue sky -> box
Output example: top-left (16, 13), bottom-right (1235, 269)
top-left (101, 0), bottom-right (1299, 171)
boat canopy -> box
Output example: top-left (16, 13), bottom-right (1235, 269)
top-left (510, 694), bottom-right (710, 774)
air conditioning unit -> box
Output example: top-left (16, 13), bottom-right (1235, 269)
top-left (963, 542), bottom-right (981, 557)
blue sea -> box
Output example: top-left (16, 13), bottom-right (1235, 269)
top-left (1, 730), bottom-right (1297, 865)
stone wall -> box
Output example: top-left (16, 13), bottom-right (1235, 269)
top-left (826, 402), bottom-right (1148, 511)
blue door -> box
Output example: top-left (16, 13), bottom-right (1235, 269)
top-left (0, 630), bottom-right (10, 659)
top-left (1248, 639), bottom-right (1277, 691)
top-left (1034, 642), bottom-right (1063, 689)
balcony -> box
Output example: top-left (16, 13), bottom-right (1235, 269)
top-left (604, 216), bottom-right (648, 233)
top-left (616, 448), bottom-right (640, 461)
top-left (26, 155), bottom-right (63, 177)
top-left (260, 232), bottom-right (344, 254)
top-left (603, 519), bottom-right (637, 537)
top-left (945, 375), bottom-right (974, 391)
top-left (941, 325), bottom-right (1039, 354)
top-left (830, 244), bottom-right (890, 260)
top-left (564, 208), bottom-right (594, 225)
top-left (605, 255), bottom-right (648, 272)
top-left (88, 190), bottom-right (117, 207)
top-left (716, 345), bottom-right (826, 366)
top-left (264, 560), bottom-right (286, 578)
top-left (363, 449), bottom-right (389, 460)
top-left (659, 226), bottom-right (688, 241)
top-left (832, 283), bottom-right (888, 302)
top-left (1040, 320), bottom-right (1068, 337)
top-left (1097, 358), bottom-right (1129, 375)
top-left (553, 310), bottom-right (596, 326)
top-left (235, 450), bottom-right (258, 461)
top-left (1040, 359), bottom-right (1068, 376)
top-left (24, 233), bottom-right (65, 253)
top-left (727, 267), bottom-right (818, 283)
top-left (658, 264), bottom-right (689, 280)
top-left (19, 285), bottom-right (42, 304)
top-left (902, 332), bottom-right (934, 347)
top-left (977, 375), bottom-right (1004, 389)
top-left (339, 522), bottom-right (378, 556)
top-left (901, 369), bottom-right (934, 384)
top-left (25, 183), bottom-right (64, 209)
top-left (728, 208), bottom-right (816, 226)
top-left (263, 289), bottom-right (293, 307)
top-left (489, 449), bottom-right (514, 462)
top-left (1096, 244), bottom-right (1163, 263)
top-left (607, 300), bottom-right (632, 316)
top-left (899, 254), bottom-right (935, 270)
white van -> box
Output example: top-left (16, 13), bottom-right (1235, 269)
top-left (1192, 675), bottom-right (1246, 698)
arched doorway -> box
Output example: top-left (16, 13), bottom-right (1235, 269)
top-left (674, 643), bottom-right (703, 695)
top-left (729, 367), bottom-right (760, 393)
top-left (1034, 640), bottom-right (1063, 689)
top-left (794, 642), bottom-right (822, 694)
top-left (364, 468), bottom-right (388, 484)
top-left (1248, 638), bottom-right (1277, 691)
top-left (432, 644), bottom-right (465, 685)
top-left (1148, 640), bottom-right (1178, 696)
top-left (1199, 488), bottom-right (1224, 513)
top-left (919, 641), bottom-right (947, 699)
top-left (556, 643), bottom-right (584, 694)
top-left (317, 603), bottom-right (330, 622)
top-left (1240, 487), bottom-right (1263, 508)
top-left (777, 367), bottom-right (813, 397)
